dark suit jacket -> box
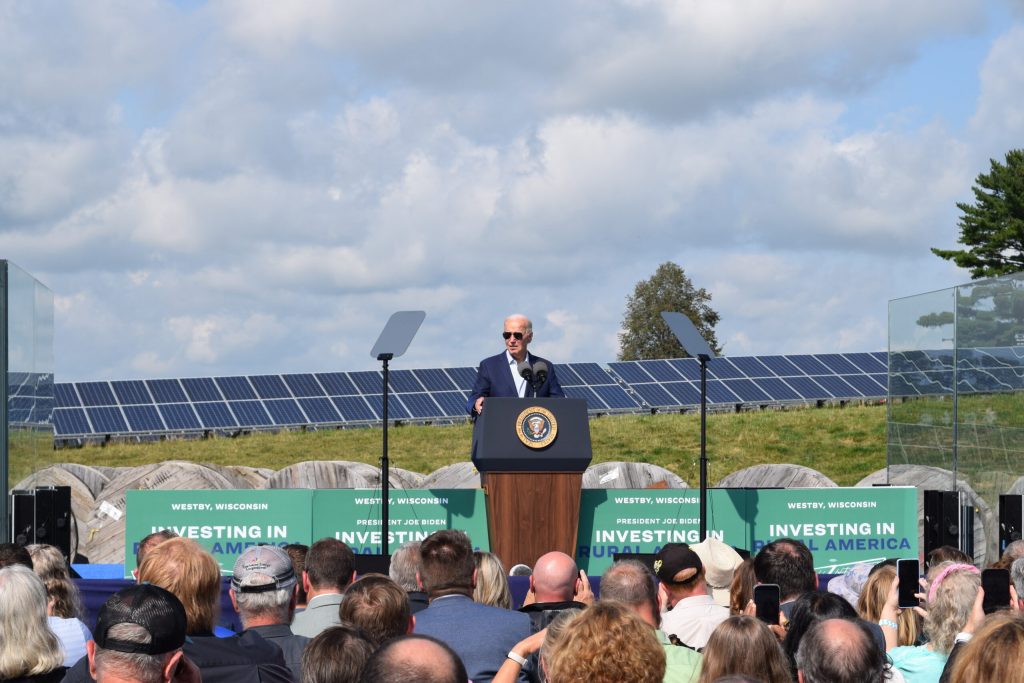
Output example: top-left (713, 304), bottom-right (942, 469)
top-left (467, 352), bottom-right (564, 414)
top-left (414, 594), bottom-right (532, 683)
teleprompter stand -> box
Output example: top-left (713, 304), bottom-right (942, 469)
top-left (661, 311), bottom-right (716, 542)
top-left (471, 397), bottom-right (591, 568)
top-left (370, 311), bottom-right (425, 556)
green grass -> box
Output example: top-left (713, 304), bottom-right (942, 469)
top-left (54, 403), bottom-right (889, 486)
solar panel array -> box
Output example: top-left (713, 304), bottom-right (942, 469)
top-left (50, 351), bottom-right (890, 440)
top-left (6, 372), bottom-right (54, 424)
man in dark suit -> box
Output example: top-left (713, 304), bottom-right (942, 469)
top-left (467, 314), bottom-right (564, 415)
top-left (412, 530), bottom-right (532, 683)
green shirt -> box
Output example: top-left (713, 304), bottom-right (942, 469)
top-left (657, 628), bottom-right (702, 683)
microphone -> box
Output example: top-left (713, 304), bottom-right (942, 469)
top-left (517, 359), bottom-right (533, 382)
top-left (533, 360), bottom-right (549, 386)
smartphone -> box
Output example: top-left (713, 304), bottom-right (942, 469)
top-left (897, 559), bottom-right (920, 608)
top-left (753, 583), bottom-right (781, 625)
top-left (982, 568), bottom-right (1011, 614)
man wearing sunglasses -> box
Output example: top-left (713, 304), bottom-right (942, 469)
top-left (467, 314), bottom-right (564, 415)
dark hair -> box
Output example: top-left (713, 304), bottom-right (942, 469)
top-left (135, 530), bottom-right (178, 568)
top-left (753, 539), bottom-right (816, 601)
top-left (795, 618), bottom-right (886, 683)
top-left (359, 634), bottom-right (468, 683)
top-left (305, 539), bottom-right (356, 592)
top-left (340, 575), bottom-right (411, 647)
top-left (782, 591), bottom-right (857, 678)
top-left (284, 544), bottom-right (309, 604)
top-left (302, 625), bottom-right (374, 683)
top-left (0, 544), bottom-right (33, 570)
top-left (418, 530), bottom-right (474, 599)
top-left (926, 546), bottom-right (971, 572)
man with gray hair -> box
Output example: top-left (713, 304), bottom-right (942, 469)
top-left (230, 545), bottom-right (309, 682)
top-left (87, 583), bottom-right (200, 683)
top-left (389, 541), bottom-right (428, 614)
top-left (600, 559), bottom-right (703, 682)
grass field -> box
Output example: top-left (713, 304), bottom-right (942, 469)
top-left (50, 403), bottom-right (889, 486)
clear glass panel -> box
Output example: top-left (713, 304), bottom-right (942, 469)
top-left (4, 261), bottom-right (55, 495)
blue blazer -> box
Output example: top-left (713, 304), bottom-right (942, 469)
top-left (466, 352), bottom-right (565, 414)
top-left (414, 594), bottom-right (532, 683)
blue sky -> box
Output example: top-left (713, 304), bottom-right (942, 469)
top-left (1, 0), bottom-right (1023, 382)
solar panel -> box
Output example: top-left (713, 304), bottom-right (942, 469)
top-left (194, 402), bottom-right (237, 428)
top-left (446, 367), bottom-right (479, 391)
top-left (844, 352), bottom-right (887, 373)
top-left (364, 395), bottom-right (411, 420)
top-left (752, 377), bottom-right (803, 401)
top-left (663, 381), bottom-right (702, 405)
top-left (637, 360), bottom-right (685, 382)
top-left (592, 384), bottom-right (642, 410)
top-left (181, 378), bottom-right (223, 402)
top-left (158, 403), bottom-right (202, 430)
top-left (123, 405), bottom-right (165, 431)
top-left (840, 374), bottom-right (887, 396)
top-left (810, 375), bottom-right (861, 398)
top-left (788, 355), bottom-right (833, 375)
top-left (229, 400), bottom-right (274, 427)
top-left (432, 391), bottom-right (470, 416)
top-left (666, 358), bottom-right (702, 381)
top-left (704, 380), bottom-right (742, 404)
top-left (54, 384), bottom-right (80, 408)
top-left (781, 376), bottom-right (831, 400)
top-left (86, 406), bottom-right (128, 433)
top-left (722, 379), bottom-right (772, 402)
top-left (111, 380), bottom-right (153, 405)
top-left (283, 374), bottom-right (326, 397)
top-left (608, 362), bottom-right (655, 384)
top-left (315, 372), bottom-right (359, 396)
top-left (566, 363), bottom-right (613, 385)
top-left (413, 368), bottom-right (458, 392)
top-left (554, 364), bottom-right (584, 386)
top-left (349, 371), bottom-right (384, 395)
top-left (297, 397), bottom-right (343, 423)
top-left (249, 375), bottom-right (291, 399)
top-left (54, 408), bottom-right (91, 435)
top-left (562, 385), bottom-right (608, 410)
top-left (77, 382), bottom-right (117, 407)
top-left (706, 359), bottom-right (746, 380)
top-left (728, 357), bottom-right (774, 378)
top-left (147, 379), bottom-right (188, 403)
top-left (216, 376), bottom-right (258, 401)
top-left (758, 356), bottom-right (804, 376)
top-left (388, 369), bottom-right (426, 393)
top-left (398, 393), bottom-right (444, 419)
top-left (814, 354), bottom-right (862, 375)
top-left (630, 383), bottom-right (678, 408)
top-left (264, 399), bottom-right (307, 425)
top-left (332, 396), bottom-right (377, 422)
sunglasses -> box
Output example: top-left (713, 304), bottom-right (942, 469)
top-left (502, 331), bottom-right (525, 340)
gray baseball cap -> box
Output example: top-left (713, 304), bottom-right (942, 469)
top-left (231, 545), bottom-right (297, 593)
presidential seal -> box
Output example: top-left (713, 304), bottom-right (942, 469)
top-left (516, 406), bottom-right (558, 449)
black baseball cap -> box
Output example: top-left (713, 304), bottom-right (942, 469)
top-left (94, 584), bottom-right (187, 655)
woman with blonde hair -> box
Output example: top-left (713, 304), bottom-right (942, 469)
top-left (858, 563), bottom-right (920, 647)
top-left (545, 601), bottom-right (664, 683)
top-left (881, 561), bottom-right (980, 683)
top-left (948, 611), bottom-right (1024, 683)
top-left (0, 565), bottom-right (67, 682)
top-left (25, 544), bottom-right (91, 667)
top-left (698, 615), bottom-right (791, 683)
top-left (473, 551), bottom-right (513, 609)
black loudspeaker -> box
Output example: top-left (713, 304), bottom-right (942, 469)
top-left (923, 490), bottom-right (960, 556)
top-left (33, 486), bottom-right (72, 561)
top-left (1000, 494), bottom-right (1023, 553)
top-left (10, 489), bottom-right (35, 546)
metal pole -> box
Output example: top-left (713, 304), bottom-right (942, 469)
top-left (379, 354), bottom-right (392, 556)
top-left (700, 357), bottom-right (708, 542)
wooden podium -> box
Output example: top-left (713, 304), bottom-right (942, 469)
top-left (471, 398), bottom-right (592, 569)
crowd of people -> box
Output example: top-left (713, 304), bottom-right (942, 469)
top-left (2, 533), bottom-right (1024, 682)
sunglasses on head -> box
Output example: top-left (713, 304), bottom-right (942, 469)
top-left (502, 331), bottom-right (524, 340)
